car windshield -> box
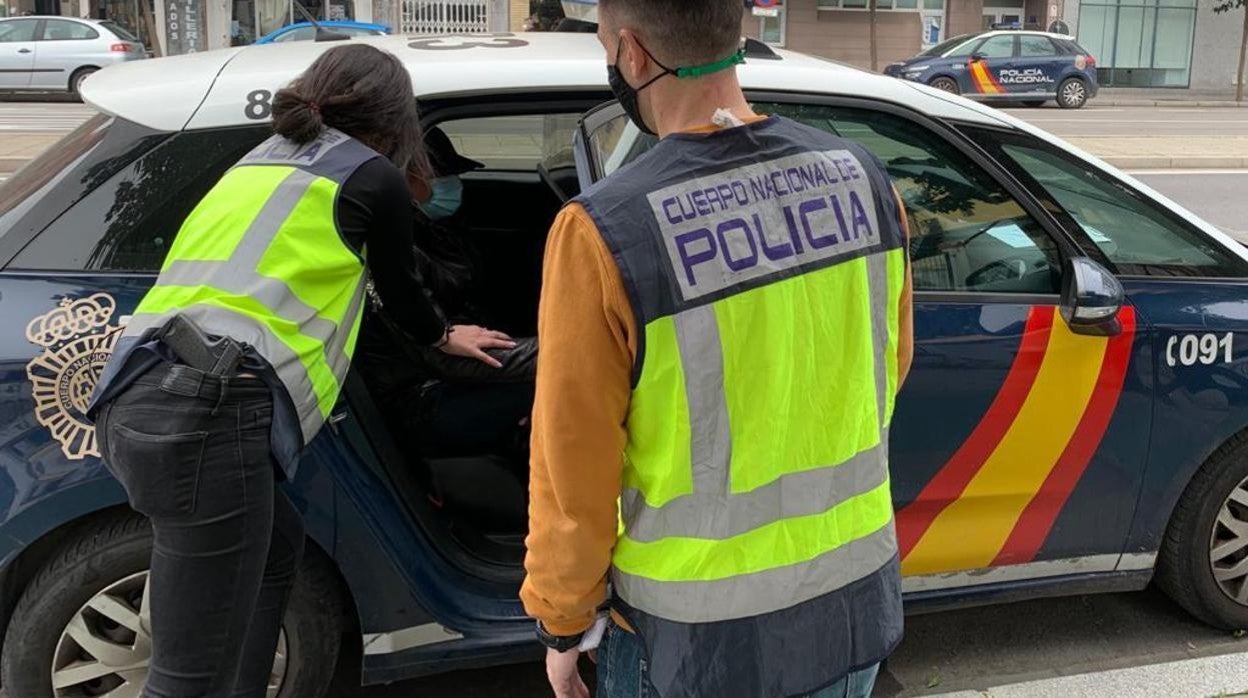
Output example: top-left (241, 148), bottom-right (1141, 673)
top-left (100, 20), bottom-right (139, 41)
top-left (919, 34), bottom-right (977, 57)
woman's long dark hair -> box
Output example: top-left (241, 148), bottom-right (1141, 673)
top-left (272, 43), bottom-right (430, 179)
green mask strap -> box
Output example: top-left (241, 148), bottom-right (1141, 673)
top-left (673, 49), bottom-right (747, 79)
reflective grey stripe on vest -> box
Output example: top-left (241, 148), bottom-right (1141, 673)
top-left (621, 432), bottom-right (888, 543)
top-left (153, 170), bottom-right (358, 393)
top-left (618, 251), bottom-right (896, 545)
top-left (615, 555), bottom-right (903, 698)
top-left (613, 517), bottom-right (897, 623)
top-left (126, 131), bottom-right (378, 444)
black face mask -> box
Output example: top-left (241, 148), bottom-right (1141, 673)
top-left (607, 41), bottom-right (674, 137)
top-left (607, 40), bottom-right (748, 137)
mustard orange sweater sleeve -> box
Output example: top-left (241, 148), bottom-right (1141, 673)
top-left (521, 203), bottom-right (637, 636)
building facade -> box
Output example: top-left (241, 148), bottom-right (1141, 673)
top-left (501, 0), bottom-right (1242, 91)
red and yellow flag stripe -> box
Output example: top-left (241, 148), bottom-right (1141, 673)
top-left (969, 60), bottom-right (1006, 95)
top-left (897, 305), bottom-right (1137, 576)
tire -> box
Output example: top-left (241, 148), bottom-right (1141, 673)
top-left (928, 76), bottom-right (960, 95)
top-left (0, 512), bottom-right (343, 698)
top-left (1056, 78), bottom-right (1089, 109)
top-left (1157, 432), bottom-right (1248, 630)
top-left (69, 67), bottom-right (97, 98)
top-left (1021, 100), bottom-right (1047, 107)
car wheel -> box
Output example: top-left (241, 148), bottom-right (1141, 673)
top-left (929, 76), bottom-right (960, 95)
top-left (1157, 432), bottom-right (1248, 630)
top-left (69, 67), bottom-right (97, 98)
top-left (1056, 78), bottom-right (1088, 109)
top-left (0, 512), bottom-right (344, 698)
top-left (1021, 100), bottom-right (1047, 107)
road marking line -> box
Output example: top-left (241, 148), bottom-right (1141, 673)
top-left (929, 650), bottom-right (1248, 697)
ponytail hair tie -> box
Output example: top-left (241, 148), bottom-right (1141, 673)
top-left (308, 101), bottom-right (321, 115)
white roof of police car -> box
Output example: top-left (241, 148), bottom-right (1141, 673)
top-left (77, 32), bottom-right (1243, 259)
top-left (83, 32), bottom-right (1027, 133)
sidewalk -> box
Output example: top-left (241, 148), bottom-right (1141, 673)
top-left (0, 132), bottom-right (62, 173)
top-left (1096, 87), bottom-right (1248, 108)
top-left (1066, 135), bottom-right (1248, 169)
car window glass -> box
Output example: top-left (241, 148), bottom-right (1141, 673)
top-left (0, 19), bottom-right (38, 42)
top-left (1019, 35), bottom-right (1058, 57)
top-left (945, 37), bottom-right (981, 57)
top-left (43, 20), bottom-right (98, 40)
top-left (100, 20), bottom-right (139, 41)
top-left (979, 35), bottom-right (1015, 58)
top-left (11, 127), bottom-right (269, 272)
top-left (275, 26), bottom-right (315, 41)
top-left (588, 103), bottom-right (1061, 294)
top-left (984, 135), bottom-right (1248, 277)
top-left (438, 114), bottom-right (582, 171)
top-left (343, 27), bottom-right (378, 36)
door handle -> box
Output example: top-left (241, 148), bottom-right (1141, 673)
top-left (17, 49), bottom-right (32, 54)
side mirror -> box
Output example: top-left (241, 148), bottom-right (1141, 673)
top-left (970, 51), bottom-right (986, 61)
top-left (1060, 257), bottom-right (1124, 336)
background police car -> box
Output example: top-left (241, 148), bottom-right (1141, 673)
top-left (884, 30), bottom-right (1099, 109)
top-left (0, 32), bottom-right (1244, 698)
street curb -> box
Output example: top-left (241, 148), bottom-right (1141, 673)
top-left (1096, 99), bottom-right (1248, 108)
top-left (1102, 155), bottom-right (1248, 169)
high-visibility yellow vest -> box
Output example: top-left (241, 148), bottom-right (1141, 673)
top-left (123, 129), bottom-right (379, 444)
top-left (580, 115), bottom-right (906, 697)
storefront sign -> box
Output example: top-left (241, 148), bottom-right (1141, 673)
top-left (752, 0), bottom-right (781, 17)
top-left (165, 0), bottom-right (206, 54)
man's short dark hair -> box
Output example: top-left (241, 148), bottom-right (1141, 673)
top-left (599, 0), bottom-right (744, 67)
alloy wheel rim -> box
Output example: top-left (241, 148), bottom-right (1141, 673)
top-left (51, 571), bottom-right (288, 697)
top-left (1210, 476), bottom-right (1248, 606)
top-left (1063, 81), bottom-right (1085, 105)
top-left (934, 79), bottom-right (957, 93)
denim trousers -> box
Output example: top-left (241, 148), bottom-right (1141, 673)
top-left (596, 621), bottom-right (881, 698)
top-left (96, 364), bottom-right (305, 698)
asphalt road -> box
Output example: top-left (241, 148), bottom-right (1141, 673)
top-left (1133, 171), bottom-right (1248, 241)
top-left (356, 588), bottom-right (1248, 697)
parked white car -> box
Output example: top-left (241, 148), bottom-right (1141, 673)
top-left (0, 16), bottom-right (146, 96)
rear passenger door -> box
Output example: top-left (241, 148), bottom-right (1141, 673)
top-left (1008, 34), bottom-right (1065, 98)
top-left (575, 98), bottom-right (1155, 592)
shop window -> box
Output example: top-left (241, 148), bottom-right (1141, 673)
top-left (1078, 0), bottom-right (1195, 87)
top-left (819, 0), bottom-right (928, 9)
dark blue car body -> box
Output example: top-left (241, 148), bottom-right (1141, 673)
top-left (884, 30), bottom-right (1099, 107)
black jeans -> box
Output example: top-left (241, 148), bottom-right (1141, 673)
top-left (96, 363), bottom-right (305, 698)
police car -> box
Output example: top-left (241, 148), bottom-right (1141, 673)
top-left (884, 30), bottom-right (1099, 109)
top-left (0, 31), bottom-right (1245, 697)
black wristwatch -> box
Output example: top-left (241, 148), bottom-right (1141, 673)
top-left (535, 621), bottom-right (583, 652)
